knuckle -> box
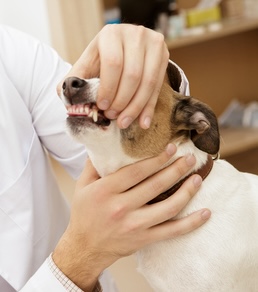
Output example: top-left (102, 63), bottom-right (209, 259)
top-left (168, 204), bottom-right (181, 218)
top-left (174, 160), bottom-right (189, 178)
top-left (134, 25), bottom-right (147, 38)
top-left (129, 164), bottom-right (145, 182)
top-left (170, 226), bottom-right (181, 238)
top-left (181, 178), bottom-right (197, 200)
top-left (164, 48), bottom-right (170, 61)
top-left (127, 102), bottom-right (143, 118)
top-left (110, 98), bottom-right (125, 112)
top-left (155, 151), bottom-right (170, 168)
top-left (93, 183), bottom-right (110, 202)
top-left (152, 31), bottom-right (165, 46)
top-left (149, 178), bottom-right (164, 194)
top-left (157, 32), bottom-right (165, 43)
top-left (123, 219), bottom-right (141, 234)
top-left (110, 201), bottom-right (127, 220)
top-left (104, 54), bottom-right (122, 69)
top-left (145, 75), bottom-right (158, 89)
top-left (101, 24), bottom-right (115, 34)
top-left (125, 67), bottom-right (142, 82)
top-left (178, 166), bottom-right (187, 178)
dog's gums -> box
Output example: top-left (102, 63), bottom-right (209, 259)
top-left (66, 103), bottom-right (111, 126)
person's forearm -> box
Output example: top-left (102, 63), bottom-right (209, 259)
top-left (52, 233), bottom-right (104, 292)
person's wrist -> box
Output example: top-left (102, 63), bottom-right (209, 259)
top-left (52, 232), bottom-right (103, 291)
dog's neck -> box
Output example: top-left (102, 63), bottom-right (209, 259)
top-left (147, 154), bottom-right (214, 204)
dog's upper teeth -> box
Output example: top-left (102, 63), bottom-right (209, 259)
top-left (93, 108), bottom-right (98, 122)
top-left (66, 104), bottom-right (99, 122)
top-left (84, 105), bottom-right (90, 115)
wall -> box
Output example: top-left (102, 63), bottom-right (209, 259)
top-left (0, 0), bottom-right (50, 45)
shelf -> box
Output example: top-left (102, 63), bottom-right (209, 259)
top-left (220, 127), bottom-right (258, 157)
top-left (166, 16), bottom-right (258, 49)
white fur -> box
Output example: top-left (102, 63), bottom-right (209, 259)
top-left (137, 159), bottom-right (258, 292)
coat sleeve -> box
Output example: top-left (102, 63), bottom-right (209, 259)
top-left (19, 260), bottom-right (69, 292)
top-left (1, 24), bottom-right (87, 180)
top-left (20, 257), bottom-right (118, 292)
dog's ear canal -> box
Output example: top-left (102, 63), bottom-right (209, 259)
top-left (173, 98), bottom-right (220, 155)
top-left (166, 61), bottom-right (182, 93)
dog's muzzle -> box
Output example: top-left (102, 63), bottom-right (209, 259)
top-left (62, 77), bottom-right (111, 127)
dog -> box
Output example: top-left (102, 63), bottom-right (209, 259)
top-left (61, 61), bottom-right (258, 291)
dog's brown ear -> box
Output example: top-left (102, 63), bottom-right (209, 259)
top-left (173, 97), bottom-right (220, 155)
top-left (166, 61), bottom-right (182, 93)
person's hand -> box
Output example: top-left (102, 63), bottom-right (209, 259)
top-left (57, 24), bottom-right (169, 129)
top-left (53, 144), bottom-right (211, 291)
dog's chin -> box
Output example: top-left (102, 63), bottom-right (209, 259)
top-left (67, 115), bottom-right (111, 129)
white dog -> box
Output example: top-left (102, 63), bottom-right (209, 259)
top-left (61, 61), bottom-right (258, 291)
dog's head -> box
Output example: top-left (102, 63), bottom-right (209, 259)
top-left (61, 62), bottom-right (220, 177)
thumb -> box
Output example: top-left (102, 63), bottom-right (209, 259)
top-left (57, 37), bottom-right (100, 96)
top-left (70, 37), bottom-right (100, 79)
top-left (76, 158), bottom-right (100, 191)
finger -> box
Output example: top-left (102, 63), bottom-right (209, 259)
top-left (146, 208), bottom-right (211, 244)
top-left (138, 43), bottom-right (169, 129)
top-left (56, 37), bottom-right (100, 96)
top-left (76, 159), bottom-right (100, 191)
top-left (96, 26), bottom-right (124, 112)
top-left (135, 174), bottom-right (203, 228)
top-left (104, 143), bottom-right (177, 193)
top-left (103, 26), bottom-right (145, 121)
top-left (116, 33), bottom-right (169, 129)
top-left (124, 154), bottom-right (197, 208)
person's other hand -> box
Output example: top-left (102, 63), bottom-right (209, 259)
top-left (53, 144), bottom-right (211, 290)
top-left (57, 24), bottom-right (169, 129)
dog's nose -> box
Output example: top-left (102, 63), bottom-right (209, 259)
top-left (62, 77), bottom-right (87, 103)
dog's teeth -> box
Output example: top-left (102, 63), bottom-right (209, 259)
top-left (79, 107), bottom-right (84, 114)
top-left (93, 109), bottom-right (98, 122)
top-left (88, 111), bottom-right (93, 118)
top-left (75, 107), bottom-right (80, 113)
top-left (84, 106), bottom-right (90, 115)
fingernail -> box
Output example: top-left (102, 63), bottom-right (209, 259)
top-left (98, 99), bottom-right (110, 110)
top-left (201, 209), bottom-right (211, 220)
top-left (166, 143), bottom-right (176, 156)
top-left (121, 116), bottom-right (133, 128)
top-left (185, 154), bottom-right (196, 166)
top-left (143, 116), bottom-right (151, 129)
top-left (193, 175), bottom-right (202, 187)
top-left (106, 110), bottom-right (118, 119)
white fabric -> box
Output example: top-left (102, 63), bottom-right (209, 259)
top-left (20, 259), bottom-right (117, 292)
top-left (0, 25), bottom-right (117, 292)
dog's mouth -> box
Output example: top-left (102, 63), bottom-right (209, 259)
top-left (66, 103), bottom-right (111, 127)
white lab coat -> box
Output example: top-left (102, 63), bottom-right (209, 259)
top-left (0, 25), bottom-right (117, 291)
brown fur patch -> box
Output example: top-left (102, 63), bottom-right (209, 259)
top-left (121, 80), bottom-right (180, 159)
top-left (121, 62), bottom-right (220, 158)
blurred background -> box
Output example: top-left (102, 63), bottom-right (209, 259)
top-left (1, 0), bottom-right (258, 291)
